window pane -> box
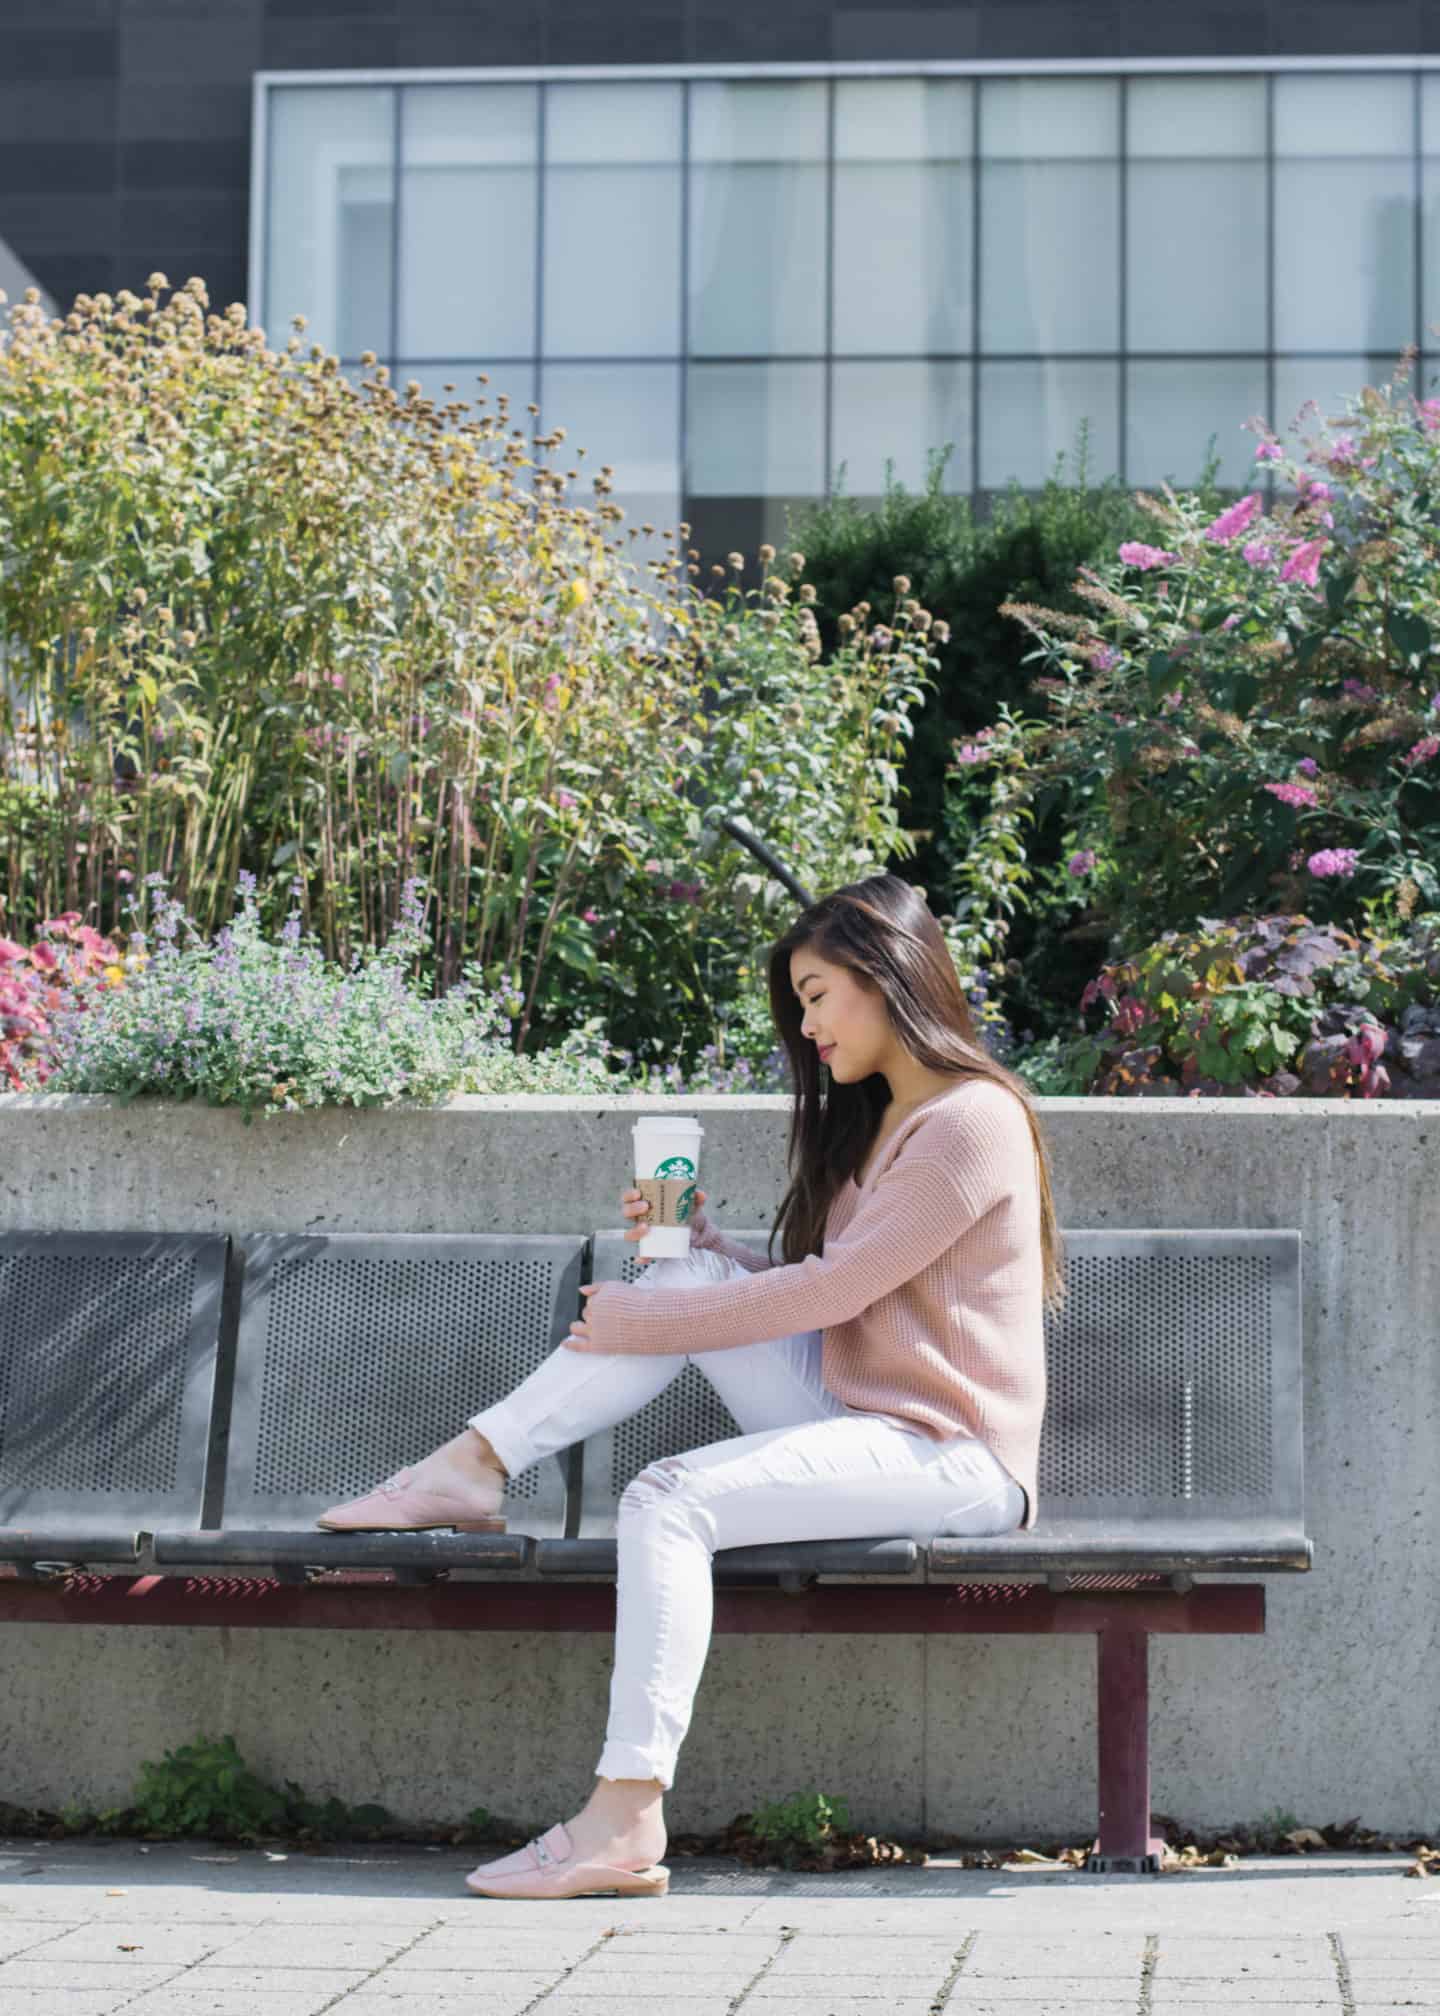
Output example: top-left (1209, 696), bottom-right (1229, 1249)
top-left (1127, 75), bottom-right (1266, 157)
top-left (1422, 74), bottom-right (1440, 154)
top-left (267, 86), bottom-right (394, 359)
top-left (689, 162), bottom-right (827, 355)
top-left (980, 76), bottom-right (1118, 158)
top-left (542, 84), bottom-right (681, 358)
top-left (978, 359), bottom-right (1119, 490)
top-left (1127, 161), bottom-right (1266, 351)
top-left (541, 363), bottom-right (680, 571)
top-left (1275, 74), bottom-right (1412, 156)
top-left (546, 81), bottom-right (682, 163)
top-left (1126, 360), bottom-right (1267, 489)
top-left (688, 362), bottom-right (824, 495)
top-left (835, 77), bottom-right (973, 161)
top-left (544, 165), bottom-right (680, 356)
top-left (834, 162), bottom-right (972, 354)
top-left (397, 85), bottom-right (536, 360)
top-left (831, 361), bottom-right (972, 495)
top-left (981, 162), bottom-right (1119, 352)
top-left (1274, 161), bottom-right (1415, 351)
top-left (690, 79), bottom-right (827, 162)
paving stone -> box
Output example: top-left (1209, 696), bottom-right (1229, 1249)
top-left (0, 1994), bottom-right (125, 2015)
top-left (946, 1987), bottom-right (1147, 2006)
top-left (0, 1922), bottom-right (88, 1961)
top-left (0, 1959), bottom-right (184, 1992)
top-left (190, 1927), bottom-right (416, 1969)
top-left (113, 1996), bottom-right (336, 2016)
top-left (1345, 1988), bottom-right (1440, 2007)
top-left (1151, 1982), bottom-right (1337, 2002)
top-left (351, 1968), bottom-right (586, 1998)
top-left (764, 1938), bottom-right (963, 1974)
top-left (16, 1926), bottom-right (251, 1965)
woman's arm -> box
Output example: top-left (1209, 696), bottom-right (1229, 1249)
top-left (690, 1207), bottom-right (777, 1274)
top-left (575, 1140), bottom-right (1016, 1357)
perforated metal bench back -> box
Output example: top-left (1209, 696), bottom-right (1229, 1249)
top-left (224, 1234), bottom-right (585, 1536)
top-left (584, 1228), bottom-right (1302, 1536)
top-left (0, 1232), bottom-right (228, 1533)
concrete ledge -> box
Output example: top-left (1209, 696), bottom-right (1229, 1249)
top-left (0, 1092), bottom-right (1435, 1839)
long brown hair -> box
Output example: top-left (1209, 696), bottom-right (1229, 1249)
top-left (761, 871), bottom-right (1066, 1314)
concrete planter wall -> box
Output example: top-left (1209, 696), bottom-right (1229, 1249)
top-left (1, 1091), bottom-right (1436, 1843)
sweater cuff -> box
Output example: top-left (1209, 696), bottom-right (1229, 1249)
top-left (566, 1278), bottom-right (648, 1353)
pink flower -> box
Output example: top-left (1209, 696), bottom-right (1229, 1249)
top-left (554, 789), bottom-right (577, 810)
top-left (1118, 541), bottom-right (1178, 570)
top-left (1418, 397), bottom-right (1440, 434)
top-left (1242, 541), bottom-right (1275, 568)
top-left (1298, 477), bottom-right (1333, 502)
top-left (1221, 613), bottom-right (1241, 630)
top-left (1203, 492), bottom-right (1263, 543)
top-left (1255, 441), bottom-right (1283, 463)
top-left (1068, 850), bottom-right (1097, 876)
top-left (1296, 757), bottom-right (1318, 776)
top-left (1264, 781), bottom-right (1318, 808)
top-left (1087, 644), bottom-right (1120, 671)
top-left (1343, 678), bottom-right (1380, 703)
top-left (1401, 735), bottom-right (1439, 771)
top-left (1279, 538), bottom-right (1326, 587)
top-left (1307, 847), bottom-right (1359, 879)
top-left (582, 908), bottom-right (599, 923)
top-left (953, 742), bottom-right (991, 765)
top-left (1327, 436), bottom-right (1357, 465)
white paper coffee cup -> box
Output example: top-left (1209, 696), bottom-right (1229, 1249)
top-left (632, 1114), bottom-right (704, 1258)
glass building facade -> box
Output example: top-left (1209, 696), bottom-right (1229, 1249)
top-left (254, 62), bottom-right (1438, 565)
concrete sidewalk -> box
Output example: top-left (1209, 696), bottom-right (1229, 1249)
top-left (1, 1838), bottom-right (1436, 2015)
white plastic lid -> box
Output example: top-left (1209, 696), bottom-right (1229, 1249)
top-left (630, 1116), bottom-right (704, 1133)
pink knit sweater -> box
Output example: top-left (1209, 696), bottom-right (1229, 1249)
top-left (569, 1077), bottom-right (1048, 1529)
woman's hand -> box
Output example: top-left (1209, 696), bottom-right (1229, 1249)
top-left (564, 1186), bottom-right (710, 1344)
top-left (621, 1184), bottom-right (708, 1263)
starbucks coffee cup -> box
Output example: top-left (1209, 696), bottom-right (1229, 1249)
top-left (632, 1114), bottom-right (704, 1259)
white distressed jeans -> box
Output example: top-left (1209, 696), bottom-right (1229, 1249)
top-left (466, 1251), bottom-right (1026, 1792)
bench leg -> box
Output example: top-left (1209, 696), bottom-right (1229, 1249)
top-left (1086, 1623), bottom-right (1167, 1874)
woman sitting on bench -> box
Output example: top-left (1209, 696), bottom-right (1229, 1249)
top-left (319, 871), bottom-right (1064, 1900)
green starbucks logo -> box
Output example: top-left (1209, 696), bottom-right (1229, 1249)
top-left (652, 1154), bottom-right (697, 1223)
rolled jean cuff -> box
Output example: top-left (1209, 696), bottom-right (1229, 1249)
top-left (595, 1739), bottom-right (675, 1791)
top-left (464, 1403), bottom-right (534, 1482)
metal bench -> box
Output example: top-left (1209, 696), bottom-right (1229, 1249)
top-left (0, 1224), bottom-right (1311, 1874)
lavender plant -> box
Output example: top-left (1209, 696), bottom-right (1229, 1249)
top-left (44, 872), bottom-right (629, 1119)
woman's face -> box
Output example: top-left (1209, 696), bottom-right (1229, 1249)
top-left (789, 948), bottom-right (889, 1082)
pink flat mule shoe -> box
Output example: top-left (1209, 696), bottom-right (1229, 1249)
top-left (465, 1821), bottom-right (670, 1899)
top-left (315, 1466), bottom-right (506, 1534)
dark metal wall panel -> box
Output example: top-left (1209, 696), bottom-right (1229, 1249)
top-left (223, 1232), bottom-right (584, 1536)
top-left (0, 1232), bottom-right (228, 1533)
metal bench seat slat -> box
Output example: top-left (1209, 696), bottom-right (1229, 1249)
top-left (536, 1537), bottom-right (920, 1578)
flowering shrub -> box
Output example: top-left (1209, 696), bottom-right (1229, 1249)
top-left (0, 914), bottom-right (125, 1089)
top-left (43, 873), bottom-right (641, 1119)
top-left (1, 279), bottom-right (939, 1090)
top-left (995, 351), bottom-right (1440, 956)
top-left (1073, 911), bottom-right (1440, 1099)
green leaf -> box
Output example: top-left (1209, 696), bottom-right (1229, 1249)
top-left (1324, 568), bottom-right (1357, 617)
top-left (1145, 651), bottom-right (1174, 699)
top-left (1231, 671), bottom-right (1260, 719)
top-left (1386, 609), bottom-right (1431, 663)
top-left (1198, 603), bottom-right (1237, 633)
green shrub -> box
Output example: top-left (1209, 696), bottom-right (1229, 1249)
top-left (995, 356), bottom-right (1440, 956)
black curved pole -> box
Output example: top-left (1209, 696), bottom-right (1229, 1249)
top-left (711, 810), bottom-right (815, 911)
